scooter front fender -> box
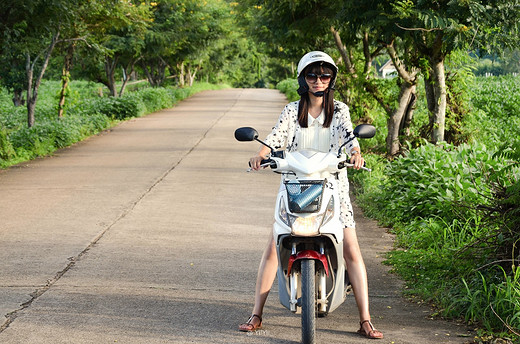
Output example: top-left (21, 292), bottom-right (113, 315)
top-left (287, 250), bottom-right (329, 276)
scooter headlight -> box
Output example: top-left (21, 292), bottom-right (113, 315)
top-left (291, 215), bottom-right (323, 236)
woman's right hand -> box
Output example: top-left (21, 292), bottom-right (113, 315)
top-left (250, 146), bottom-right (272, 171)
top-left (249, 155), bottom-right (267, 171)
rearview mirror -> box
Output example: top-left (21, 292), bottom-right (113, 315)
top-left (353, 124), bottom-right (376, 139)
top-left (234, 127), bottom-right (259, 142)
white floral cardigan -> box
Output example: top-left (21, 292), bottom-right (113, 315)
top-left (264, 100), bottom-right (360, 229)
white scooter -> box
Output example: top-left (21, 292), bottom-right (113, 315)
top-left (235, 124), bottom-right (376, 344)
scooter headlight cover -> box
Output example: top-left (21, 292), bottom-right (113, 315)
top-left (321, 197), bottom-right (335, 226)
top-left (291, 215), bottom-right (323, 236)
top-left (279, 198), bottom-right (291, 227)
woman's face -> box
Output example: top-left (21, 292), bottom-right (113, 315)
top-left (304, 64), bottom-right (333, 95)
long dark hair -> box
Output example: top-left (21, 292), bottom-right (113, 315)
top-left (297, 63), bottom-right (335, 128)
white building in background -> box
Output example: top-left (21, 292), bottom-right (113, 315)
top-left (379, 59), bottom-right (397, 78)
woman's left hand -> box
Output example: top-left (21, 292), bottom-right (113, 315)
top-left (350, 152), bottom-right (364, 170)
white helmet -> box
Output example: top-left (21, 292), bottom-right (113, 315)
top-left (297, 51), bottom-right (338, 77)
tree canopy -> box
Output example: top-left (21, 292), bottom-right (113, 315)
top-left (241, 0), bottom-right (520, 155)
top-left (1, 0), bottom-right (519, 145)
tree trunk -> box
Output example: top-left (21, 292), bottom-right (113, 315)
top-left (27, 100), bottom-right (37, 128)
top-left (104, 56), bottom-right (118, 97)
top-left (186, 62), bottom-right (200, 87)
top-left (178, 62), bottom-right (185, 87)
top-left (330, 27), bottom-right (359, 104)
top-left (421, 32), bottom-right (447, 143)
top-left (141, 62), bottom-right (154, 87)
top-left (400, 88), bottom-right (416, 137)
top-left (119, 64), bottom-right (129, 97)
top-left (187, 69), bottom-right (196, 86)
top-left (424, 74), bottom-right (435, 113)
top-left (58, 43), bottom-right (75, 118)
top-left (12, 89), bottom-right (25, 107)
top-left (118, 58), bottom-right (139, 97)
top-left (384, 40), bottom-right (419, 156)
top-left (142, 58), bottom-right (167, 87)
top-left (57, 73), bottom-right (69, 118)
top-left (26, 31), bottom-right (60, 127)
top-left (26, 53), bottom-right (36, 128)
top-left (430, 58), bottom-right (447, 143)
top-left (330, 26), bottom-right (356, 75)
top-left (386, 82), bottom-right (416, 156)
top-left (362, 31), bottom-right (383, 75)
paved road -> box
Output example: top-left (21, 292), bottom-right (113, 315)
top-left (0, 89), bottom-right (473, 343)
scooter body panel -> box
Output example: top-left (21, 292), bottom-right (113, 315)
top-left (271, 151), bottom-right (350, 315)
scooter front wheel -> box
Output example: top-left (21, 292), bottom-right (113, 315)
top-left (301, 259), bottom-right (316, 344)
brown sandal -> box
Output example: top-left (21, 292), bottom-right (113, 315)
top-left (238, 314), bottom-right (262, 332)
top-left (357, 320), bottom-right (383, 339)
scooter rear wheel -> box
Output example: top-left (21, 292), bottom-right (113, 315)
top-left (301, 259), bottom-right (316, 344)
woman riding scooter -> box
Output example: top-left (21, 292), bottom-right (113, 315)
top-left (238, 51), bottom-right (383, 339)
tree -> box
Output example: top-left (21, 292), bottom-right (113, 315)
top-left (177, 0), bottom-right (234, 86)
top-left (139, 0), bottom-right (184, 87)
top-left (55, 0), bottom-right (146, 114)
top-left (0, 3), bottom-right (27, 106)
top-left (338, 0), bottom-right (421, 157)
top-left (0, 0), bottom-right (82, 127)
top-left (65, 1), bottom-right (150, 97)
top-left (242, 0), bottom-right (520, 155)
top-left (93, 1), bottom-right (150, 96)
top-left (388, 0), bottom-right (520, 143)
top-left (0, 0), bottom-right (109, 125)
top-left (243, 0), bottom-right (419, 156)
top-left (140, 0), bottom-right (233, 87)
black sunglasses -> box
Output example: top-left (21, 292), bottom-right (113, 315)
top-left (305, 73), bottom-right (332, 83)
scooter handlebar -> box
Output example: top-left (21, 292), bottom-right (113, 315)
top-left (248, 159), bottom-right (276, 170)
top-left (247, 153), bottom-right (371, 173)
top-left (338, 161), bottom-right (371, 172)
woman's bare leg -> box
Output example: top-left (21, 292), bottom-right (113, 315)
top-left (239, 232), bottom-right (278, 330)
top-left (343, 227), bottom-right (371, 322)
top-left (343, 226), bottom-right (383, 338)
top-left (252, 232), bottom-right (278, 317)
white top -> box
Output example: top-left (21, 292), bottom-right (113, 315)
top-left (296, 110), bottom-right (331, 153)
top-left (264, 100), bottom-right (359, 228)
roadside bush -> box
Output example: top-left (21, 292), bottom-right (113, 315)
top-left (369, 143), bottom-right (500, 225)
top-left (7, 116), bottom-right (98, 154)
top-left (351, 140), bottom-right (520, 340)
top-left (0, 126), bottom-right (15, 160)
top-left (79, 94), bottom-right (145, 120)
top-left (135, 87), bottom-right (176, 113)
top-left (276, 79), bottom-right (299, 102)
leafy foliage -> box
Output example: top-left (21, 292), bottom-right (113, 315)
top-left (352, 142), bottom-right (520, 339)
